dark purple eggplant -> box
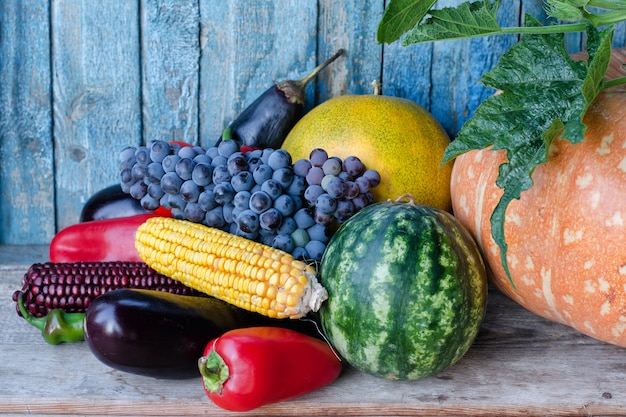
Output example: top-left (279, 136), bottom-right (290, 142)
top-left (84, 289), bottom-right (323, 379)
top-left (218, 49), bottom-right (345, 149)
top-left (80, 184), bottom-right (150, 222)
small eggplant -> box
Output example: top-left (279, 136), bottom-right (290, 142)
top-left (219, 49), bottom-right (345, 150)
top-left (84, 289), bottom-right (323, 379)
top-left (80, 184), bottom-right (150, 222)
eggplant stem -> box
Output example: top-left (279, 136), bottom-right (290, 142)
top-left (295, 49), bottom-right (345, 90)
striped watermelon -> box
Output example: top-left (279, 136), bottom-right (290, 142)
top-left (319, 197), bottom-right (488, 380)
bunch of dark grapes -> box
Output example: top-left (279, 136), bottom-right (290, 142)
top-left (119, 140), bottom-right (380, 261)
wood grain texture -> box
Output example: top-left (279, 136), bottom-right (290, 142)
top-left (0, 0), bottom-right (55, 244)
top-left (0, 0), bottom-right (626, 243)
top-left (141, 0), bottom-right (200, 145)
top-left (2, 248), bottom-right (626, 416)
top-left (198, 0), bottom-right (318, 148)
top-left (51, 0), bottom-right (142, 231)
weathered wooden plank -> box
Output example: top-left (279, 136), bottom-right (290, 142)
top-left (2, 250), bottom-right (626, 416)
top-left (317, 0), bottom-right (384, 99)
top-left (140, 0), bottom-right (200, 145)
top-left (51, 0), bottom-right (142, 231)
top-left (0, 1), bottom-right (55, 245)
top-left (198, 0), bottom-right (319, 148)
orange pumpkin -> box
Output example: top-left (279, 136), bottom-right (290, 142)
top-left (450, 53), bottom-right (626, 347)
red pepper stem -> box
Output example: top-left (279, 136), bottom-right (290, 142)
top-left (198, 349), bottom-right (230, 394)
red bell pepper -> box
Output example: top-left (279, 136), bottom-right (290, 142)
top-left (198, 327), bottom-right (342, 411)
top-left (50, 213), bottom-right (161, 263)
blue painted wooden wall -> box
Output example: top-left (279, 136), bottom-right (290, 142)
top-left (1, 0), bottom-right (625, 245)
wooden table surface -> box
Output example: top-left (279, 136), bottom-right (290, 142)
top-left (1, 245), bottom-right (625, 417)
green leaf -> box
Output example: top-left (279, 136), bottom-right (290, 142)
top-left (402, 1), bottom-right (502, 44)
top-left (377, 0), bottom-right (437, 44)
top-left (443, 16), bottom-right (614, 285)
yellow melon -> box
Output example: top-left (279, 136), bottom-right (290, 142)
top-left (281, 94), bottom-right (453, 211)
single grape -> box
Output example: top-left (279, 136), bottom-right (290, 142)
top-left (352, 193), bottom-right (369, 211)
top-left (326, 177), bottom-right (347, 199)
top-left (227, 153), bottom-right (248, 175)
top-left (162, 154), bottom-right (181, 172)
top-left (147, 182), bottom-right (165, 199)
top-left (180, 180), bottom-right (201, 203)
top-left (218, 139), bottom-right (239, 157)
top-left (213, 182), bottom-right (235, 205)
top-left (293, 159), bottom-right (312, 177)
top-left (355, 176), bottom-right (370, 193)
top-left (184, 202), bottom-right (206, 223)
top-left (120, 169), bottom-right (133, 190)
top-left (119, 146), bottom-right (137, 164)
top-left (272, 167), bottom-right (294, 189)
top-left (131, 164), bottom-right (147, 182)
top-left (259, 208), bottom-right (282, 231)
top-left (287, 175), bottom-right (307, 197)
top-left (140, 194), bottom-right (160, 211)
top-left (134, 146), bottom-right (150, 166)
top-left (313, 209), bottom-right (335, 226)
top-left (277, 216), bottom-right (297, 235)
top-left (146, 162), bottom-right (165, 183)
top-left (272, 234), bottom-right (295, 253)
top-left (344, 181), bottom-right (360, 199)
top-left (290, 228), bottom-right (310, 248)
top-left (231, 171), bottom-right (255, 192)
top-left (335, 199), bottom-right (355, 222)
top-left (305, 240), bottom-right (326, 261)
top-left (249, 191), bottom-right (272, 214)
top-left (212, 164), bottom-right (231, 184)
top-left (149, 140), bottom-right (171, 163)
top-left (161, 172), bottom-right (183, 194)
top-left (363, 169), bottom-right (381, 188)
top-left (342, 155), bottom-right (366, 177)
top-left (205, 146), bottom-right (219, 159)
top-left (177, 146), bottom-right (198, 160)
top-left (233, 190), bottom-right (251, 210)
top-left (193, 154), bottom-right (211, 165)
top-left (267, 149), bottom-right (291, 170)
top-left (273, 194), bottom-right (295, 217)
top-left (210, 155), bottom-right (228, 167)
top-left (261, 179), bottom-right (282, 200)
top-left (307, 223), bottom-right (331, 243)
top-left (198, 189), bottom-right (218, 211)
top-left (246, 155), bottom-right (262, 173)
top-left (204, 206), bottom-right (225, 228)
top-left (309, 148), bottom-right (328, 167)
top-left (252, 164), bottom-right (273, 185)
top-left (315, 193), bottom-right (337, 214)
top-left (237, 209), bottom-right (260, 233)
top-left (322, 157), bottom-right (342, 176)
top-left (175, 158), bottom-right (195, 181)
top-left (305, 166), bottom-right (324, 186)
top-left (293, 208), bottom-right (315, 229)
top-left (191, 163), bottom-right (213, 187)
top-left (167, 193), bottom-right (187, 211)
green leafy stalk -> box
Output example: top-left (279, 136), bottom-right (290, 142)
top-left (377, 0), bottom-right (623, 286)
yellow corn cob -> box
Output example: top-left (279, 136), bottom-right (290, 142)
top-left (134, 216), bottom-right (328, 319)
